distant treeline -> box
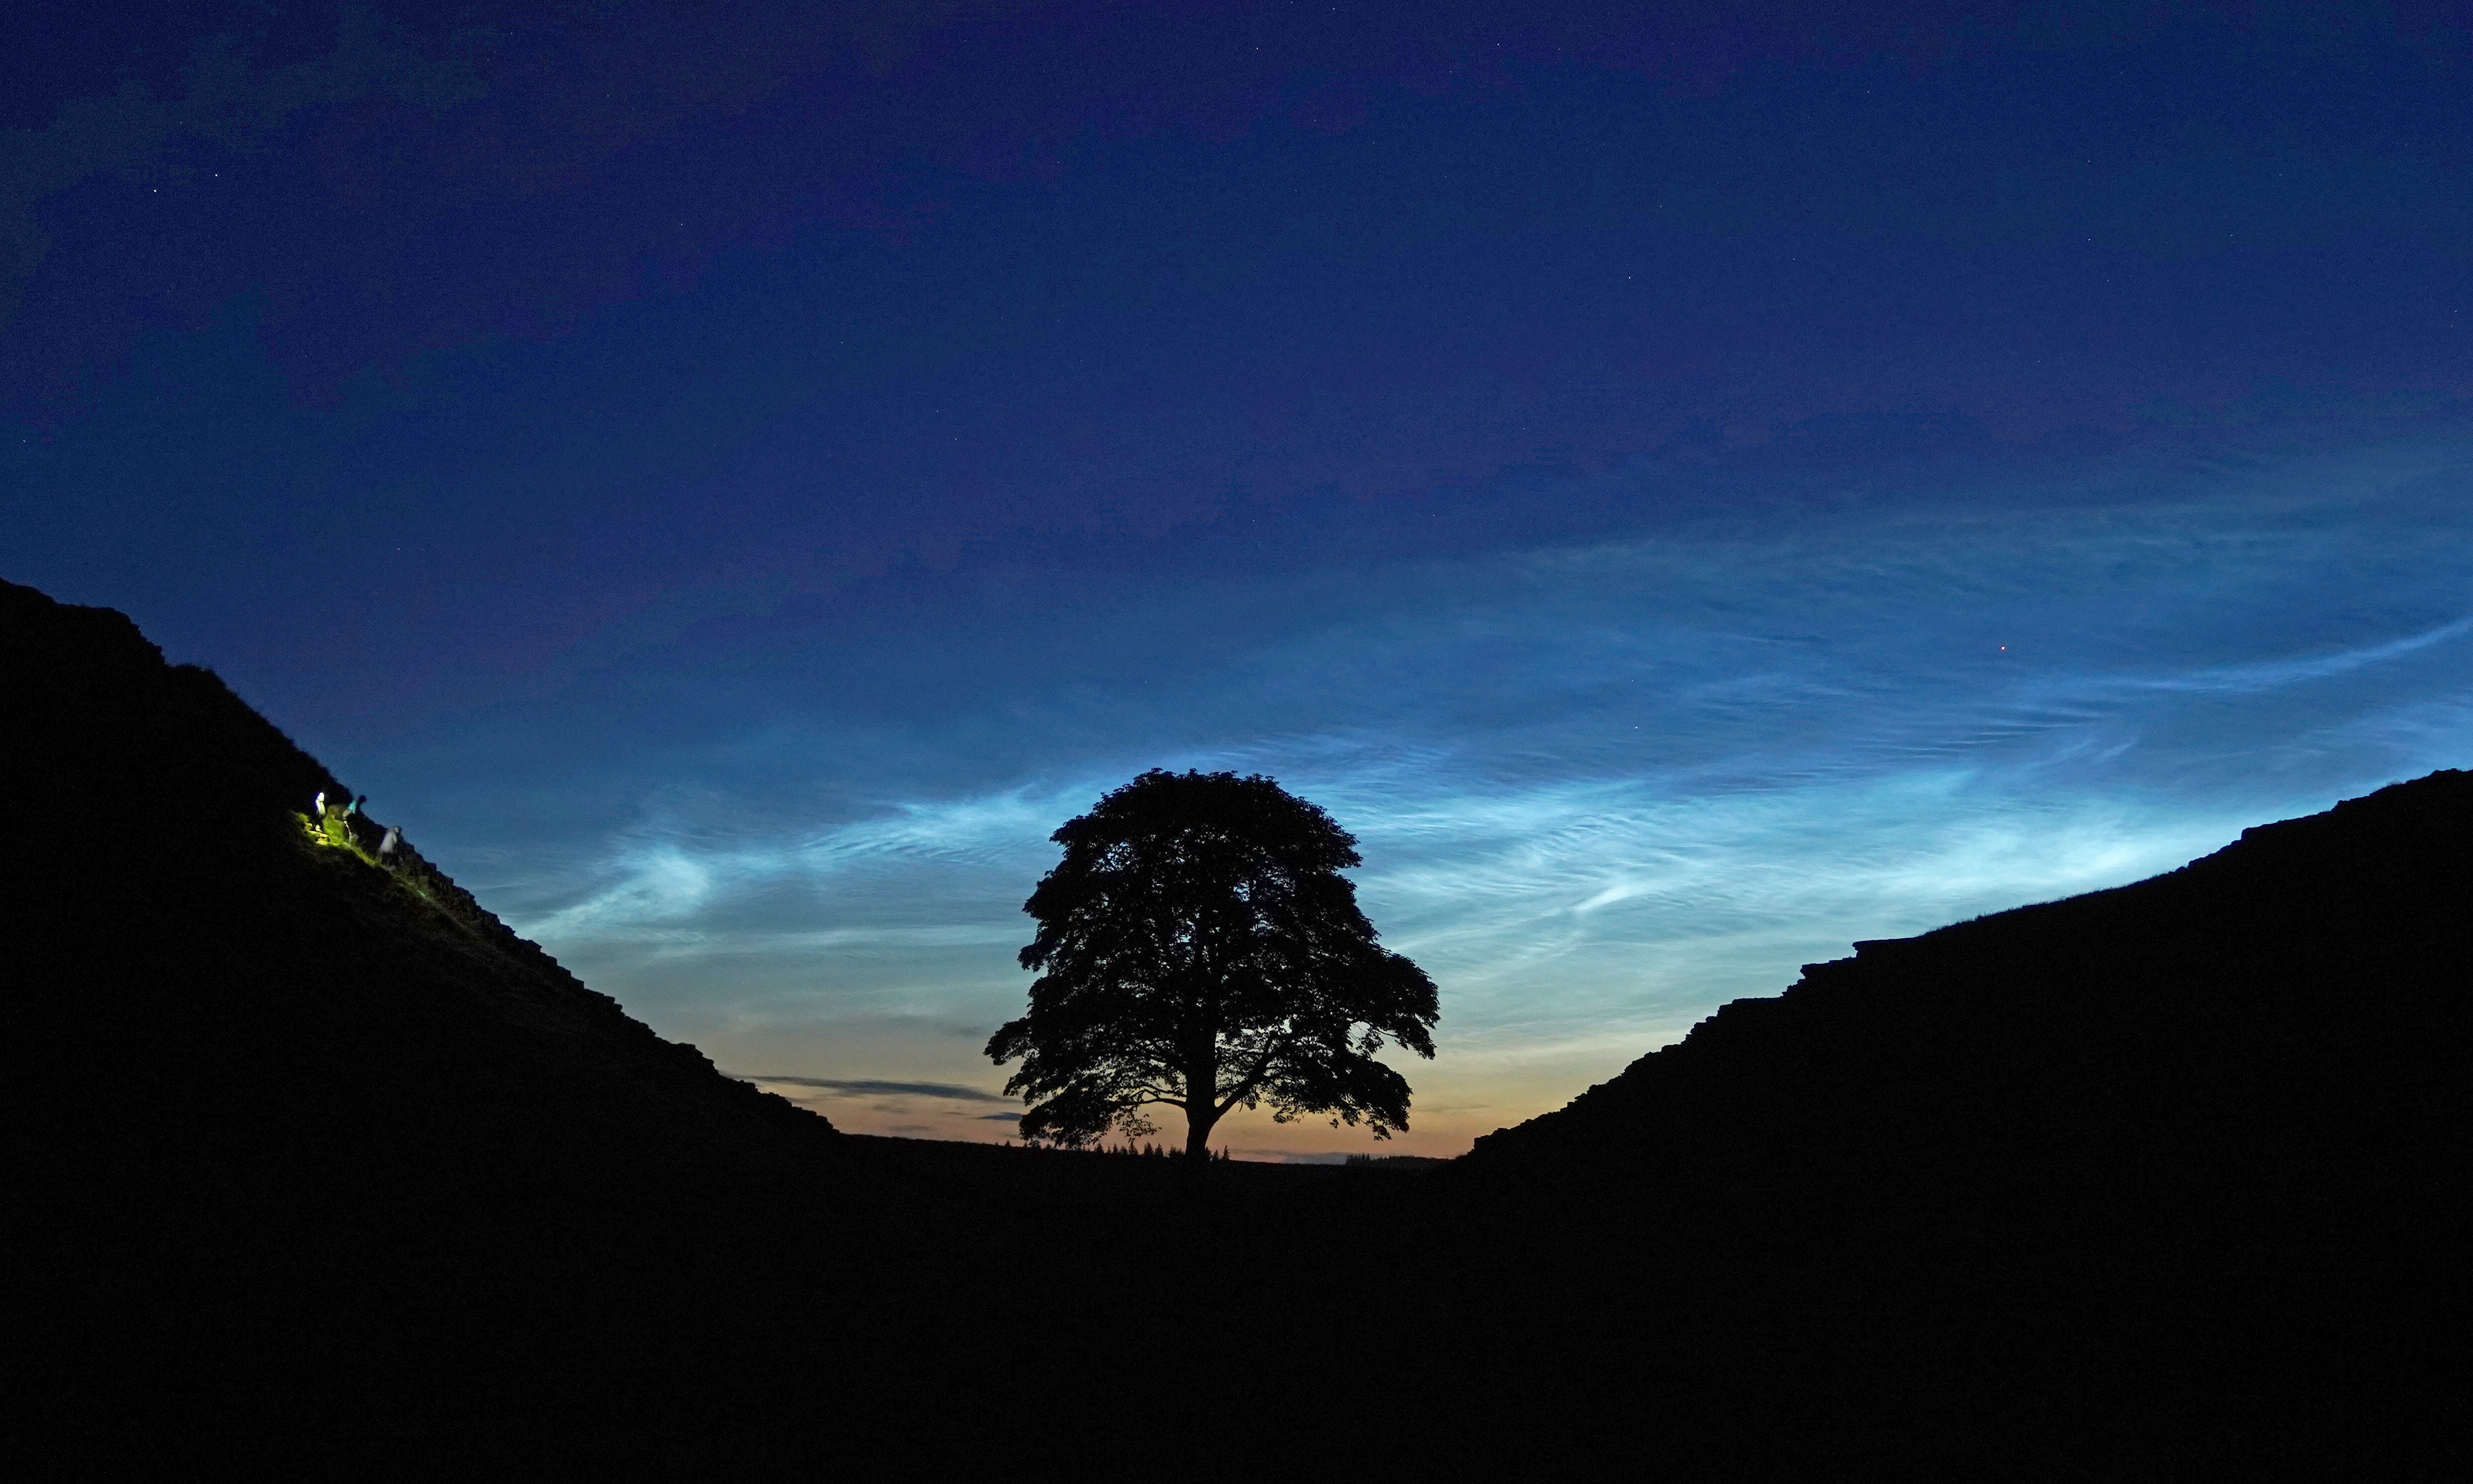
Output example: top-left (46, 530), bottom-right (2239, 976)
top-left (1022, 1144), bottom-right (1445, 1167)
top-left (998, 1140), bottom-right (1234, 1161)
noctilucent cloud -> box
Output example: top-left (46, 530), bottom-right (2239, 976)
top-left (442, 445), bottom-right (2473, 1155)
top-left (6, 3), bottom-right (2470, 1156)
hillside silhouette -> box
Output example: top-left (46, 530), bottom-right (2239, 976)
top-left (4, 578), bottom-right (831, 1157)
top-left (1443, 772), bottom-right (2472, 1474)
top-left (3, 579), bottom-right (848, 1467)
top-left (6, 576), bottom-right (2463, 1476)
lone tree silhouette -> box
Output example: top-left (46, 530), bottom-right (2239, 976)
top-left (987, 769), bottom-right (1439, 1162)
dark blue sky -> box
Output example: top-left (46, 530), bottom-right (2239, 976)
top-left (8, 1), bottom-right (2471, 1152)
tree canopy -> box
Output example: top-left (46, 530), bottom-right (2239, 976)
top-left (987, 769), bottom-right (1439, 1160)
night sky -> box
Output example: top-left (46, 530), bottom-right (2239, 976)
top-left (8, 1), bottom-right (2471, 1157)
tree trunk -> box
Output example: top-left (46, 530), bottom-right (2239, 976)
top-left (1184, 1033), bottom-right (1219, 1164)
top-left (1185, 1101), bottom-right (1219, 1163)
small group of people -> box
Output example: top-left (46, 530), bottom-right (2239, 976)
top-left (312, 790), bottom-right (402, 863)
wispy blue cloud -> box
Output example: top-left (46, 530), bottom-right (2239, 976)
top-left (461, 442), bottom-right (2473, 1148)
top-left (2085, 613), bottom-right (2473, 695)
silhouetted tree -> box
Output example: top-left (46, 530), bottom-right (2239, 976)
top-left (987, 769), bottom-right (1439, 1162)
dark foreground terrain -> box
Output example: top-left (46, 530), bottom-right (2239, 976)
top-left (6, 577), bottom-right (2466, 1477)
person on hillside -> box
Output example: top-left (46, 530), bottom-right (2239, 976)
top-left (379, 825), bottom-right (402, 863)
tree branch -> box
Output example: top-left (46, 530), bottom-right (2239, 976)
top-left (1213, 1030), bottom-right (1291, 1118)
